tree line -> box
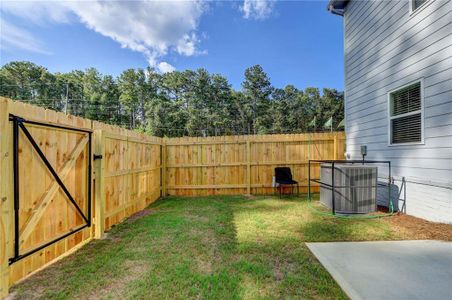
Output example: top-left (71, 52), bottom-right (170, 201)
top-left (0, 61), bottom-right (344, 137)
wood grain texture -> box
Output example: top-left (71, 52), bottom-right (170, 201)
top-left (0, 97), bottom-right (93, 290)
top-left (92, 122), bottom-right (162, 231)
top-left (0, 97), bottom-right (345, 298)
top-left (0, 99), bottom-right (11, 299)
top-left (164, 132), bottom-right (346, 196)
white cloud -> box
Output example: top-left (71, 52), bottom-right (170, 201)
top-left (1, 1), bottom-right (72, 24)
top-left (176, 33), bottom-right (199, 56)
top-left (1, 0), bottom-right (207, 72)
top-left (0, 18), bottom-right (52, 55)
top-left (241, 0), bottom-right (275, 20)
top-left (157, 62), bottom-right (176, 73)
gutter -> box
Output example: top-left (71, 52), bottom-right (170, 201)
top-left (330, 8), bottom-right (345, 16)
top-left (327, 0), bottom-right (348, 16)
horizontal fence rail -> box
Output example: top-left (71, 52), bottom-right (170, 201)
top-left (163, 132), bottom-right (346, 196)
top-left (0, 98), bottom-right (162, 298)
top-left (92, 124), bottom-right (162, 232)
top-left (0, 97), bottom-right (345, 299)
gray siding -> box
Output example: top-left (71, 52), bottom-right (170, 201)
top-left (343, 0), bottom-right (452, 223)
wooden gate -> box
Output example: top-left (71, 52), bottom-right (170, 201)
top-left (1, 98), bottom-right (162, 298)
top-left (8, 115), bottom-right (92, 264)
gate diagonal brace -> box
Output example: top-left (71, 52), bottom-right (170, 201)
top-left (18, 122), bottom-right (89, 224)
top-left (8, 115), bottom-right (92, 264)
top-left (18, 135), bottom-right (89, 244)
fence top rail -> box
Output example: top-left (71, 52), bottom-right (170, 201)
top-left (165, 132), bottom-right (345, 145)
top-left (166, 131), bottom-right (344, 140)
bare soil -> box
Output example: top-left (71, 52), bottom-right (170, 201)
top-left (384, 213), bottom-right (452, 241)
top-left (126, 209), bottom-right (157, 223)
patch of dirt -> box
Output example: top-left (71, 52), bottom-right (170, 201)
top-left (187, 227), bottom-right (220, 275)
top-left (196, 257), bottom-right (213, 274)
top-left (86, 260), bottom-right (149, 299)
top-left (244, 194), bottom-right (258, 200)
top-left (4, 292), bottom-right (17, 300)
top-left (126, 209), bottom-right (157, 223)
top-left (103, 232), bottom-right (122, 243)
top-left (273, 259), bottom-right (284, 281)
top-left (184, 213), bottom-right (210, 223)
top-left (385, 214), bottom-right (452, 241)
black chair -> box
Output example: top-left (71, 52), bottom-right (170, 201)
top-left (274, 167), bottom-right (299, 198)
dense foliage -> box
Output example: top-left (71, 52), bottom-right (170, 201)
top-left (0, 61), bottom-right (344, 137)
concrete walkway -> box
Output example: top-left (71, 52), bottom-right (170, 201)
top-left (307, 240), bottom-right (452, 300)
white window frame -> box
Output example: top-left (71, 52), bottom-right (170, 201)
top-left (387, 79), bottom-right (425, 146)
top-left (410, 0), bottom-right (429, 15)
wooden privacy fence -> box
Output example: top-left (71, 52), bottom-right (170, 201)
top-left (0, 97), bottom-right (345, 299)
top-left (0, 98), bottom-right (162, 298)
top-left (92, 122), bottom-right (161, 233)
top-left (163, 132), bottom-right (345, 196)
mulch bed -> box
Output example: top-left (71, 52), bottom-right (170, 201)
top-left (384, 214), bottom-right (452, 241)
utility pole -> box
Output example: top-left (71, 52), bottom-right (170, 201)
top-left (64, 83), bottom-right (69, 114)
top-left (253, 97), bottom-right (256, 135)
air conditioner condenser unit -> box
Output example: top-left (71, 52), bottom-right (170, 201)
top-left (320, 164), bottom-right (378, 214)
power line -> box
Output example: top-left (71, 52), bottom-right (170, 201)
top-left (2, 95), bottom-right (343, 137)
top-left (0, 82), bottom-right (85, 88)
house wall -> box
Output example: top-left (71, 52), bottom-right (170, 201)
top-left (343, 0), bottom-right (452, 223)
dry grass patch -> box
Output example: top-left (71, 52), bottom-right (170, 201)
top-left (85, 261), bottom-right (149, 299)
top-left (11, 195), bottom-right (450, 300)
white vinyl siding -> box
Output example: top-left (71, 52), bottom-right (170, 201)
top-left (343, 0), bottom-right (452, 223)
top-left (388, 81), bottom-right (423, 145)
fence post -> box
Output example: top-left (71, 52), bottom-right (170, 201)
top-left (94, 129), bottom-right (105, 239)
top-left (246, 139), bottom-right (251, 195)
top-left (161, 138), bottom-right (167, 197)
top-left (0, 99), bottom-right (12, 298)
top-left (333, 134), bottom-right (338, 160)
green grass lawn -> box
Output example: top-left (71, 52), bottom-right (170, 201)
top-left (12, 195), bottom-right (407, 299)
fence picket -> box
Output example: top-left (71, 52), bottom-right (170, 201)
top-left (164, 132), bottom-right (345, 196)
top-left (0, 97), bottom-right (345, 299)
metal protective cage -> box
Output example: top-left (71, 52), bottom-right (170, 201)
top-left (308, 160), bottom-right (392, 215)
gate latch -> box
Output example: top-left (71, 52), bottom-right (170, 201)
top-left (93, 154), bottom-right (103, 160)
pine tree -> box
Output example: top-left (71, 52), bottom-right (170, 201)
top-left (242, 65), bottom-right (273, 134)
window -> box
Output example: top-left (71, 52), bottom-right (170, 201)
top-left (412, 0), bottom-right (427, 12)
top-left (388, 81), bottom-right (423, 145)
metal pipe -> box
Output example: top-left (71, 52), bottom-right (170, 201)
top-left (308, 160), bottom-right (311, 200)
top-left (8, 115), bottom-right (93, 264)
top-left (309, 159), bottom-right (391, 164)
top-left (87, 132), bottom-right (92, 226)
top-left (332, 161), bottom-right (335, 215)
top-left (308, 159), bottom-right (392, 215)
top-left (9, 224), bottom-right (89, 264)
top-left (388, 161), bottom-right (392, 212)
top-left (12, 116), bottom-right (20, 259)
top-left (15, 116), bottom-right (92, 134)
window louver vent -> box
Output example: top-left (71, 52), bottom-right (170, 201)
top-left (389, 81), bottom-right (423, 144)
top-left (413, 0), bottom-right (427, 11)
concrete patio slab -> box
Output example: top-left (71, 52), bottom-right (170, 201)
top-left (307, 240), bottom-right (452, 300)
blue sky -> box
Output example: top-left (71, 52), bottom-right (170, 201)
top-left (0, 1), bottom-right (344, 90)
